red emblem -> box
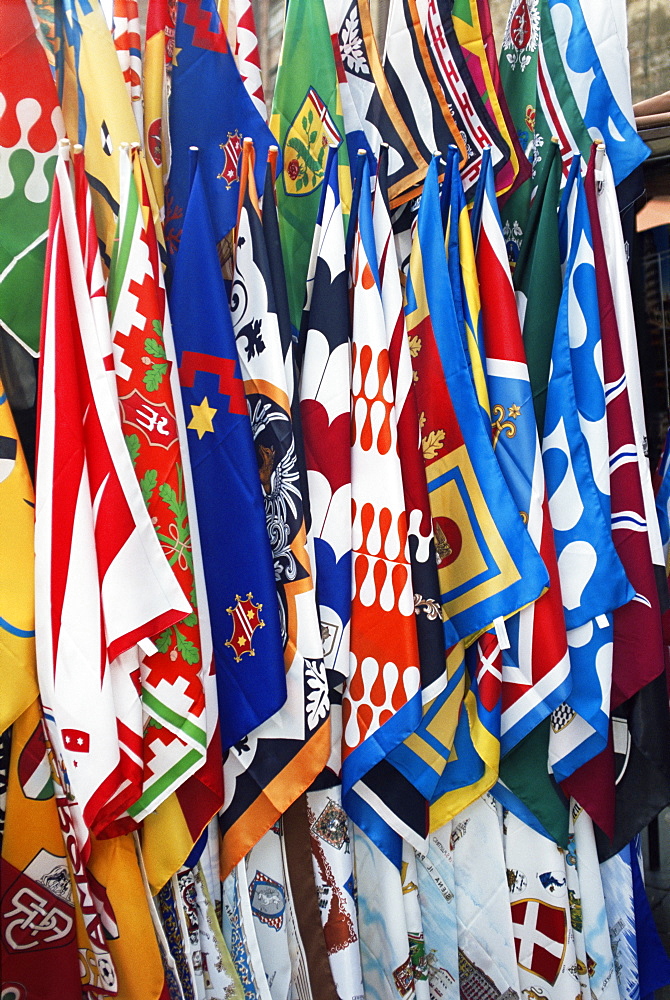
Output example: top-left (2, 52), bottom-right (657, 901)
top-left (120, 389), bottom-right (178, 450)
top-left (433, 516), bottom-right (463, 569)
top-left (62, 729), bottom-right (90, 753)
top-left (511, 898), bottom-right (567, 985)
top-left (218, 131), bottom-right (243, 190)
top-left (225, 593), bottom-right (265, 663)
top-left (148, 118), bottom-right (162, 167)
top-left (511, 0), bottom-right (532, 49)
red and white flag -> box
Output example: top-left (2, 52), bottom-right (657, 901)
top-left (35, 148), bottom-right (190, 858)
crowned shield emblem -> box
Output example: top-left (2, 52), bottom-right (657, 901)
top-left (283, 87), bottom-right (341, 197)
top-left (225, 593), bottom-right (265, 662)
top-left (218, 130), bottom-right (243, 189)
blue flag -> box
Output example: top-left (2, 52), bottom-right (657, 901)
top-left (169, 159), bottom-right (286, 752)
top-left (166, 0), bottom-right (278, 255)
top-left (543, 160), bottom-right (633, 781)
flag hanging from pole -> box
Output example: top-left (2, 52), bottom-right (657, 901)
top-left (35, 147), bottom-right (191, 855)
top-left (220, 145), bottom-right (331, 877)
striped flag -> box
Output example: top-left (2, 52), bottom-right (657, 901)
top-left (382, 0), bottom-right (465, 176)
top-left (111, 0), bottom-right (143, 135)
top-left (231, 0), bottom-right (266, 119)
top-left (35, 149), bottom-right (190, 856)
top-left (423, 0), bottom-right (513, 197)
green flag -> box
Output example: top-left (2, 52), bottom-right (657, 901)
top-left (270, 0), bottom-right (351, 332)
top-left (498, 0), bottom-right (590, 254)
top-left (513, 138), bottom-right (562, 437)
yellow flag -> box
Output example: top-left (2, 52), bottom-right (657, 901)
top-left (59, 0), bottom-right (140, 264)
top-left (0, 380), bottom-right (37, 732)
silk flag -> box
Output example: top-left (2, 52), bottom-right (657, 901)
top-left (0, 0), bottom-right (65, 356)
top-left (342, 158), bottom-right (423, 851)
top-left (498, 0), bottom-right (591, 250)
top-left (0, 380), bottom-right (38, 731)
top-left (271, 0), bottom-right (352, 333)
top-left (543, 161), bottom-right (633, 783)
top-left (299, 148), bottom-right (352, 686)
top-left (221, 148), bottom-right (330, 876)
top-left (108, 147), bottom-right (213, 823)
top-left (329, 0), bottom-right (432, 207)
top-left (166, 0), bottom-right (276, 256)
top-left (450, 0), bottom-right (524, 196)
top-left (169, 158), bottom-right (286, 760)
top-left (35, 149), bottom-right (190, 855)
top-left (547, 0), bottom-right (648, 185)
top-left (475, 0), bottom-right (532, 199)
top-left (55, 0), bottom-right (140, 265)
top-left (475, 148), bottom-right (570, 755)
top-left (382, 0), bottom-right (465, 179)
top-left (422, 0), bottom-right (512, 197)
top-left (406, 157), bottom-right (548, 645)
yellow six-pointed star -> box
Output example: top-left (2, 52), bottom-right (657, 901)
top-left (188, 396), bottom-right (218, 439)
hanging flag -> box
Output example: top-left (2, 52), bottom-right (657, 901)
top-left (512, 138), bottom-right (562, 434)
top-left (1, 703), bottom-right (96, 1000)
top-left (450, 0), bottom-right (525, 196)
top-left (0, 0), bottom-right (65, 355)
top-left (542, 161), bottom-right (633, 784)
top-left (299, 147), bottom-right (352, 686)
top-left (657, 433), bottom-right (670, 572)
top-left (271, 0), bottom-right (352, 333)
top-left (166, 0), bottom-right (277, 256)
top-left (35, 148), bottom-right (191, 855)
top-left (231, 0), bottom-right (266, 120)
top-left (220, 145), bottom-right (330, 877)
top-left (0, 380), bottom-right (38, 732)
top-left (382, 0), bottom-right (465, 178)
top-left (546, 0), bottom-right (648, 186)
top-left (342, 157), bottom-right (423, 854)
top-left (107, 146), bottom-right (213, 824)
top-left (596, 147), bottom-right (664, 576)
top-left (475, 0), bottom-right (532, 199)
top-left (111, 0), bottom-right (143, 135)
top-left (422, 0), bottom-right (513, 197)
top-left (55, 0), bottom-right (140, 265)
top-left (498, 0), bottom-right (591, 249)
top-left (169, 157), bottom-right (286, 761)
top-left (329, 0), bottom-right (431, 206)
top-left (406, 156), bottom-right (548, 646)
top-left (599, 842), bottom-right (640, 1000)
top-left (475, 148), bottom-right (570, 756)
top-left (143, 0), bottom-right (175, 213)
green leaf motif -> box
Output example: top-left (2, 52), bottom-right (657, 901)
top-left (182, 612), bottom-right (198, 627)
top-left (144, 363), bottom-right (168, 392)
top-left (125, 433), bottom-right (140, 466)
top-left (144, 337), bottom-right (166, 360)
top-left (155, 629), bottom-right (171, 654)
top-left (140, 468), bottom-right (158, 506)
top-left (159, 483), bottom-right (188, 524)
top-left (152, 319), bottom-right (163, 339)
top-left (175, 628), bottom-right (200, 665)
